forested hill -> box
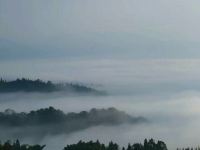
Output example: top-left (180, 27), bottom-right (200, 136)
top-left (0, 78), bottom-right (104, 94)
top-left (0, 107), bottom-right (146, 137)
top-left (0, 107), bottom-right (146, 127)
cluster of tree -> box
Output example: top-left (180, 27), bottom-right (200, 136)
top-left (0, 78), bottom-right (56, 92)
top-left (0, 78), bottom-right (102, 94)
top-left (0, 140), bottom-right (45, 150)
top-left (2, 139), bottom-right (200, 150)
top-left (0, 139), bottom-right (167, 150)
top-left (177, 148), bottom-right (200, 150)
top-left (0, 107), bottom-right (146, 137)
top-left (64, 139), bottom-right (168, 150)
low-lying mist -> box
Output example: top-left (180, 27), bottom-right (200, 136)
top-left (0, 106), bottom-right (146, 140)
top-left (1, 59), bottom-right (200, 150)
top-left (1, 90), bottom-right (200, 150)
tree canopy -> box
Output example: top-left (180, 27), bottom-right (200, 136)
top-left (64, 139), bottom-right (168, 150)
top-left (0, 140), bottom-right (45, 150)
top-left (0, 78), bottom-right (102, 94)
top-left (0, 107), bottom-right (146, 137)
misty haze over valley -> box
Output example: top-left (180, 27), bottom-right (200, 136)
top-left (1, 72), bottom-right (200, 150)
top-left (1, 0), bottom-right (200, 150)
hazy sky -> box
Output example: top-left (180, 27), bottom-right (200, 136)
top-left (1, 0), bottom-right (200, 92)
top-left (1, 0), bottom-right (200, 60)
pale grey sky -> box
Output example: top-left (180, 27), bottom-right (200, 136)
top-left (1, 0), bottom-right (200, 60)
top-left (1, 0), bottom-right (200, 93)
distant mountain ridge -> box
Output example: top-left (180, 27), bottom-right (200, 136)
top-left (0, 107), bottom-right (146, 127)
top-left (0, 78), bottom-right (104, 95)
top-left (0, 107), bottom-right (147, 137)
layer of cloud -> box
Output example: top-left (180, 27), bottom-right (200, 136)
top-left (1, 0), bottom-right (200, 60)
top-left (1, 59), bottom-right (200, 95)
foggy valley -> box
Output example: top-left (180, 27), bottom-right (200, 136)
top-left (1, 79), bottom-right (200, 150)
top-left (1, 0), bottom-right (200, 149)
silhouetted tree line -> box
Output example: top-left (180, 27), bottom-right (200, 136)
top-left (0, 107), bottom-right (146, 136)
top-left (0, 78), bottom-right (102, 94)
top-left (0, 140), bottom-right (45, 150)
top-left (64, 139), bottom-right (168, 150)
top-left (0, 78), bottom-right (56, 92)
top-left (4, 139), bottom-right (200, 150)
top-left (0, 139), bottom-right (168, 150)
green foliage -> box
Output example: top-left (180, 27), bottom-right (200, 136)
top-left (4, 139), bottom-right (200, 150)
top-left (64, 140), bottom-right (107, 150)
top-left (0, 140), bottom-right (45, 150)
top-left (0, 107), bottom-right (146, 136)
top-left (64, 139), bottom-right (168, 150)
top-left (0, 78), bottom-right (102, 94)
top-left (0, 78), bottom-right (56, 92)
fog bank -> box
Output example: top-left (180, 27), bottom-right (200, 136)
top-left (1, 59), bottom-right (200, 149)
top-left (0, 90), bottom-right (200, 150)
